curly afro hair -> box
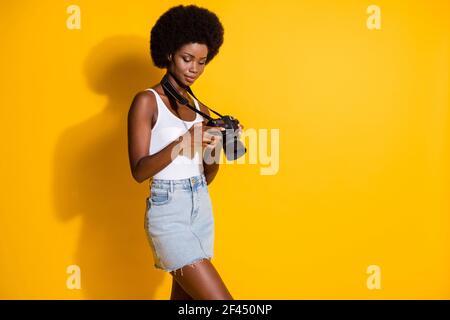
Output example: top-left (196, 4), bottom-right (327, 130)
top-left (150, 5), bottom-right (224, 69)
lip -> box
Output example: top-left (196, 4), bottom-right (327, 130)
top-left (185, 75), bottom-right (196, 82)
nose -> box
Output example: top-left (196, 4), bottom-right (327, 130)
top-left (189, 62), bottom-right (199, 74)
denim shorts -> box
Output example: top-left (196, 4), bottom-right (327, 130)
top-left (144, 173), bottom-right (214, 274)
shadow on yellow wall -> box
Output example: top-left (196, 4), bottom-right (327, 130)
top-left (53, 35), bottom-right (163, 299)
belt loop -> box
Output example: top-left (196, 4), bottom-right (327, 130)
top-left (170, 180), bottom-right (173, 193)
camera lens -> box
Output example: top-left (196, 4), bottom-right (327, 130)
top-left (223, 131), bottom-right (246, 160)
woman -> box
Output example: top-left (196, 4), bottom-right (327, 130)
top-left (127, 5), bottom-right (242, 300)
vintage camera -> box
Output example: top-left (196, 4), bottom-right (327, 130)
top-left (161, 73), bottom-right (246, 160)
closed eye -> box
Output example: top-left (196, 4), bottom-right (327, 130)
top-left (183, 58), bottom-right (206, 65)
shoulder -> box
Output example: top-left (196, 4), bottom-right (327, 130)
top-left (128, 89), bottom-right (157, 119)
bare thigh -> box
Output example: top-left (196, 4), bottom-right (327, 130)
top-left (171, 277), bottom-right (193, 300)
top-left (170, 258), bottom-right (233, 300)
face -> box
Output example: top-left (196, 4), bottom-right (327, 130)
top-left (167, 42), bottom-right (208, 86)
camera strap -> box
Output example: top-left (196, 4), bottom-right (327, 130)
top-left (160, 73), bottom-right (224, 121)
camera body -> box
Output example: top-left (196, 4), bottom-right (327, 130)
top-left (206, 115), bottom-right (239, 130)
top-left (206, 115), bottom-right (246, 161)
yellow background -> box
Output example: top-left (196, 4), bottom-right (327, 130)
top-left (0, 0), bottom-right (448, 299)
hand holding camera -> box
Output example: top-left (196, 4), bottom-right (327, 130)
top-left (161, 73), bottom-right (247, 161)
top-left (177, 122), bottom-right (226, 159)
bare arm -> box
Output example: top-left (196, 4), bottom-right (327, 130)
top-left (204, 161), bottom-right (220, 186)
top-left (127, 91), bottom-right (183, 183)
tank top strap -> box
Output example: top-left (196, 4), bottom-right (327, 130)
top-left (145, 88), bottom-right (200, 110)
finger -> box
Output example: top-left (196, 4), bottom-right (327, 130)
top-left (204, 140), bottom-right (217, 148)
top-left (204, 125), bottom-right (225, 132)
top-left (205, 130), bottom-right (222, 138)
top-left (203, 131), bottom-right (214, 139)
top-left (202, 135), bottom-right (213, 143)
top-left (209, 134), bottom-right (222, 143)
top-left (204, 134), bottom-right (217, 143)
top-left (204, 125), bottom-right (222, 131)
top-left (205, 129), bottom-right (224, 136)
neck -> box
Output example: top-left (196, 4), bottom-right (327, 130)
top-left (164, 71), bottom-right (188, 97)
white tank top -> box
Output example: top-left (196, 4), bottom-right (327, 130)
top-left (145, 88), bottom-right (205, 180)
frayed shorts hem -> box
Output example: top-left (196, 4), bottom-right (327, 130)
top-left (154, 255), bottom-right (213, 276)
